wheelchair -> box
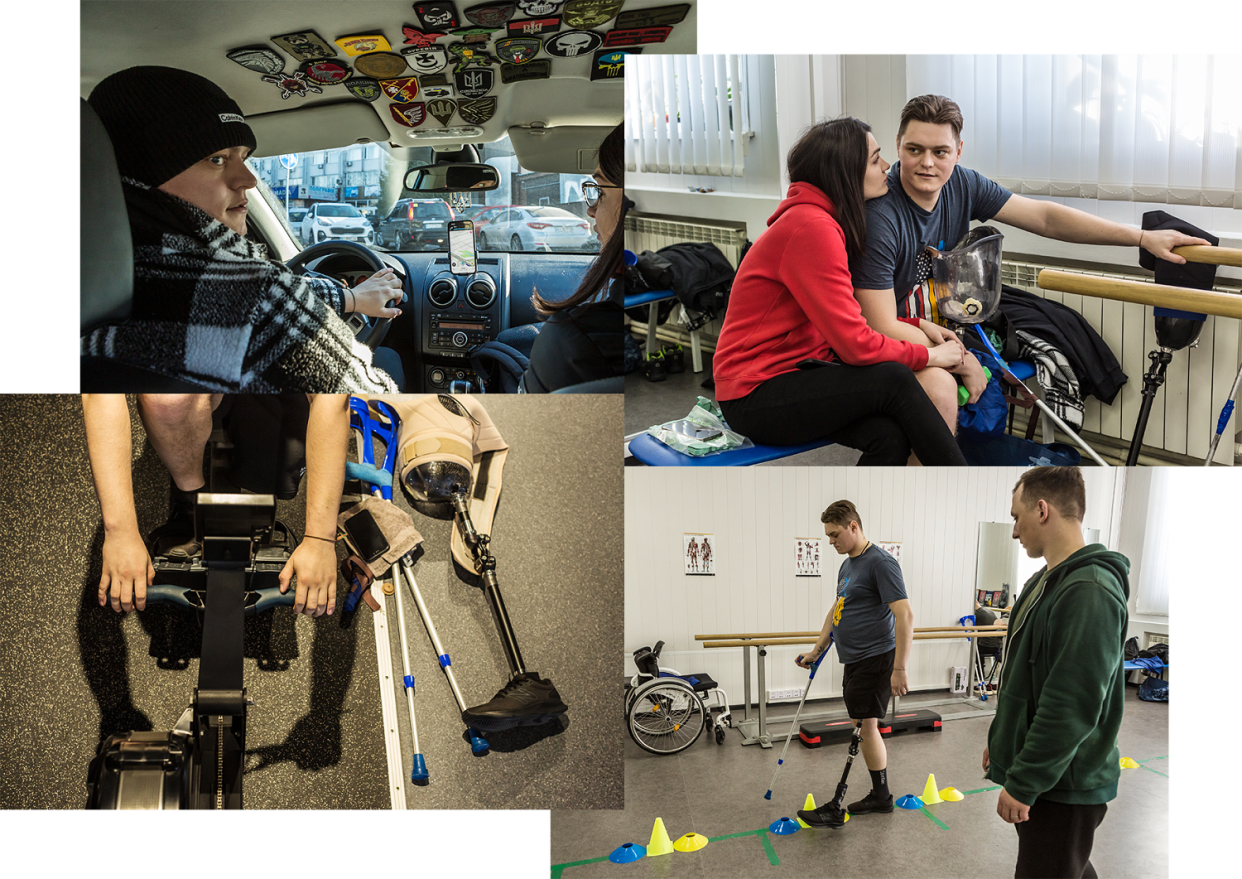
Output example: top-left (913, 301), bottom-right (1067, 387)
top-left (624, 641), bottom-right (731, 755)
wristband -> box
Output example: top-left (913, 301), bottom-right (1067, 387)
top-left (1139, 230), bottom-right (1145, 248)
top-left (305, 534), bottom-right (337, 544)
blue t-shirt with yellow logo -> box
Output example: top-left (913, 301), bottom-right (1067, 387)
top-left (832, 543), bottom-right (908, 664)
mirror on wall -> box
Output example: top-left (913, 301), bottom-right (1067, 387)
top-left (974, 522), bottom-right (1100, 611)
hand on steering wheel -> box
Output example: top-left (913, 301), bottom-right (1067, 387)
top-left (347, 267), bottom-right (404, 319)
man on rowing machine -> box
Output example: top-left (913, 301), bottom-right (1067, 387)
top-left (796, 500), bottom-right (914, 825)
top-left (82, 394), bottom-right (348, 617)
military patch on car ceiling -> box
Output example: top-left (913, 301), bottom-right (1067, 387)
top-left (451, 27), bottom-right (499, 43)
top-left (300, 59), bottom-right (352, 85)
top-left (426, 98), bottom-right (457, 125)
top-left (494, 37), bottom-right (541, 63)
top-left (615, 3), bottom-right (689, 28)
top-left (403, 45), bottom-right (449, 74)
top-left (561, 0), bottom-right (624, 29)
top-left (334, 34), bottom-right (393, 56)
top-left (227, 47), bottom-right (285, 75)
top-left (543, 29), bottom-right (602, 57)
top-left (422, 83), bottom-right (456, 99)
top-left (508, 17), bottom-right (561, 36)
top-left (401, 25), bottom-right (449, 47)
top-left (420, 72), bottom-right (450, 87)
top-left (271, 31), bottom-right (337, 61)
top-left (354, 52), bottom-right (410, 79)
top-left (457, 97), bottom-right (498, 125)
top-left (590, 47), bottom-right (636, 81)
top-left (448, 44), bottom-right (496, 72)
top-left (465, 1), bottom-right (517, 27)
top-left (390, 102), bottom-right (428, 127)
top-left (343, 77), bottom-right (383, 101)
top-left (380, 77), bottom-right (421, 103)
top-left (454, 68), bottom-right (495, 97)
top-left (414, 2), bottom-right (461, 30)
top-left (501, 59), bottom-right (550, 83)
top-left (516, 0), bottom-right (565, 16)
top-left (602, 26), bottom-right (671, 47)
top-left (262, 71), bottom-right (325, 99)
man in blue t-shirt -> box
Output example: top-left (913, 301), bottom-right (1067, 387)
top-left (797, 500), bottom-right (914, 824)
top-left (850, 94), bottom-right (1209, 435)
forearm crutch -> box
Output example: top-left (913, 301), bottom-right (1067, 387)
top-left (351, 398), bottom-right (489, 757)
top-left (765, 635), bottom-right (832, 800)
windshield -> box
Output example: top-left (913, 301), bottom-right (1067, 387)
top-left (253, 132), bottom-right (599, 254)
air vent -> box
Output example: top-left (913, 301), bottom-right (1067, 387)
top-left (465, 276), bottom-right (496, 310)
top-left (427, 278), bottom-right (456, 308)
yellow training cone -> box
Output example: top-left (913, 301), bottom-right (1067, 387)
top-left (647, 817), bottom-right (675, 857)
top-left (921, 774), bottom-right (943, 805)
top-left (938, 786), bottom-right (964, 802)
top-left (673, 832), bottom-right (709, 852)
top-left (797, 793), bottom-right (817, 829)
top-left (1120, 757), bottom-right (1140, 769)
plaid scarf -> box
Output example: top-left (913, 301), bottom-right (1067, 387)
top-left (81, 179), bottom-right (397, 392)
top-left (1015, 329), bottom-right (1084, 431)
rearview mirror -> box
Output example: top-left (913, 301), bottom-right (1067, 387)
top-left (403, 163), bottom-right (499, 193)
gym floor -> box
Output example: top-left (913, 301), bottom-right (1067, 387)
top-left (0, 394), bottom-right (624, 810)
top-left (550, 687), bottom-right (1168, 877)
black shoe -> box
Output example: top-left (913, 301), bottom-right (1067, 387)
top-left (661, 343), bottom-right (685, 373)
top-left (148, 483), bottom-right (202, 559)
top-left (643, 351), bottom-right (667, 382)
top-left (797, 802), bottom-right (847, 828)
top-left (847, 790), bottom-right (894, 814)
top-left (461, 672), bottom-right (568, 732)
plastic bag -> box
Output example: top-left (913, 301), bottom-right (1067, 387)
top-left (647, 396), bottom-right (754, 457)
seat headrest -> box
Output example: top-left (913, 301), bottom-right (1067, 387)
top-left (80, 98), bottom-right (132, 334)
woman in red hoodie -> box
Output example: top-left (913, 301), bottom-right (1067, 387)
top-left (714, 118), bottom-right (968, 465)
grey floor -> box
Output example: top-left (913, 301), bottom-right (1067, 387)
top-left (551, 686), bottom-right (1168, 878)
top-left (0, 394), bottom-right (623, 810)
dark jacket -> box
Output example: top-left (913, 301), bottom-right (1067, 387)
top-left (985, 544), bottom-right (1130, 806)
top-left (522, 282), bottom-right (623, 393)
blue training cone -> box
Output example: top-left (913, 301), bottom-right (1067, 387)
top-left (609, 843), bottom-right (647, 864)
top-left (896, 794), bottom-right (924, 810)
top-left (769, 817), bottom-right (800, 835)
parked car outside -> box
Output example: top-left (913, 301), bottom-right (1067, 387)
top-left (376, 198), bottom-right (455, 252)
top-left (477, 206), bottom-right (596, 253)
top-left (300, 203), bottom-right (374, 246)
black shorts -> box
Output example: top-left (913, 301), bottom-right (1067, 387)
top-left (841, 648), bottom-right (895, 719)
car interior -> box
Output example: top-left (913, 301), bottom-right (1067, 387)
top-left (79, 0), bottom-right (698, 393)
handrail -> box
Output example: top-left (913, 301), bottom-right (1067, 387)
top-left (695, 625), bottom-right (1007, 641)
top-left (702, 630), bottom-right (1008, 649)
top-left (1037, 270), bottom-right (1242, 320)
top-left (1172, 245), bottom-right (1242, 268)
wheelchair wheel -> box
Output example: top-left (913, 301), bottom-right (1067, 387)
top-left (627, 678), bottom-right (705, 755)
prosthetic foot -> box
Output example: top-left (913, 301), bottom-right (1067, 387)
top-left (797, 723), bottom-right (863, 829)
top-left (386, 394), bottom-right (566, 732)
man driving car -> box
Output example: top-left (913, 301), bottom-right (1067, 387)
top-left (84, 66), bottom-right (405, 392)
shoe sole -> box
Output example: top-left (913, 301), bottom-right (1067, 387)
top-left (461, 708), bottom-right (568, 732)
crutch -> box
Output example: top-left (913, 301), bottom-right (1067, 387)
top-left (351, 398), bottom-right (489, 759)
top-left (1205, 359), bottom-right (1242, 466)
top-left (764, 635), bottom-right (832, 800)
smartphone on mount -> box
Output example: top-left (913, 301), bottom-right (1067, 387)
top-left (449, 219), bottom-right (477, 275)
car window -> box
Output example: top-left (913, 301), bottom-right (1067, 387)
top-left (250, 132), bottom-right (599, 254)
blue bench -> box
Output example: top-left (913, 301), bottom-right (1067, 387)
top-left (628, 357), bottom-right (1040, 468)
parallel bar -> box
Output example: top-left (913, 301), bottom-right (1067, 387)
top-left (1037, 270), bottom-right (1242, 320)
top-left (1172, 244), bottom-right (1242, 267)
top-left (697, 626), bottom-right (1006, 640)
top-left (704, 631), bottom-right (1008, 649)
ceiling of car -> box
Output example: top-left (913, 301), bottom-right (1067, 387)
top-left (80, 0), bottom-right (697, 170)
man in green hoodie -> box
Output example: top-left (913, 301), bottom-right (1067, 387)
top-left (984, 467), bottom-right (1130, 879)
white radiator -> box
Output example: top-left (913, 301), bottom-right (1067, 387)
top-left (624, 212), bottom-right (749, 268)
top-left (1144, 632), bottom-right (1170, 649)
top-left (1003, 260), bottom-right (1240, 465)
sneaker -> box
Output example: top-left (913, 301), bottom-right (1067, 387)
top-left (148, 484), bottom-right (201, 559)
top-left (847, 790), bottom-right (894, 814)
top-left (797, 802), bottom-right (847, 828)
top-left (461, 672), bottom-right (568, 732)
top-left (643, 351), bottom-right (667, 382)
top-left (661, 343), bottom-right (685, 374)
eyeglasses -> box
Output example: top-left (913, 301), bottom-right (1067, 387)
top-left (582, 180), bottom-right (621, 207)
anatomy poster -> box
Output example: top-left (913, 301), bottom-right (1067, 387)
top-left (795, 538), bottom-right (821, 577)
top-left (878, 542), bottom-right (903, 566)
top-left (684, 533), bottom-right (715, 575)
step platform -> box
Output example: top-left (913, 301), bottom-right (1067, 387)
top-left (799, 709), bottom-right (942, 748)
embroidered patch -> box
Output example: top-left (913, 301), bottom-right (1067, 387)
top-left (454, 67), bottom-right (495, 97)
top-left (421, 83), bottom-right (456, 98)
top-left (494, 37), bottom-right (541, 63)
top-left (448, 43), bottom-right (496, 72)
top-left (464, 1), bottom-right (517, 27)
top-left (561, 0), bottom-right (624, 29)
top-left (516, 0), bottom-right (564, 15)
top-left (542, 29), bottom-right (602, 57)
top-left (261, 71), bottom-right (325, 99)
top-left (615, 3), bottom-right (689, 28)
top-left (353, 52), bottom-right (410, 79)
top-left (602, 26), bottom-right (672, 47)
top-left (271, 31), bottom-right (337, 61)
top-left (414, 2), bottom-right (461, 30)
top-left (427, 98), bottom-right (457, 125)
top-left (457, 97), bottom-right (498, 124)
top-left (334, 34), bottom-right (393, 56)
top-left (401, 25), bottom-right (449, 47)
top-left (343, 77), bottom-right (383, 101)
top-left (501, 59), bottom-right (550, 82)
top-left (420, 72), bottom-right (450, 87)
top-left (300, 59), bottom-right (352, 85)
top-left (380, 77), bottom-right (421, 103)
top-left (450, 27), bottom-right (500, 43)
top-left (506, 16), bottom-right (561, 36)
top-left (402, 45), bottom-right (449, 74)
top-left (390, 102), bottom-right (428, 127)
top-left (218, 113), bottom-right (245, 124)
top-left (227, 47), bottom-right (284, 75)
top-left (589, 47), bottom-right (633, 81)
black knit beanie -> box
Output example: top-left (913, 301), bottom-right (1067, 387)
top-left (88, 66), bottom-right (258, 187)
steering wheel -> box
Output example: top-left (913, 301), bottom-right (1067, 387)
top-left (285, 240), bottom-right (404, 351)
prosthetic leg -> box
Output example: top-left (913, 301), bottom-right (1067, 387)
top-left (384, 394), bottom-right (567, 733)
top-left (796, 723), bottom-right (862, 829)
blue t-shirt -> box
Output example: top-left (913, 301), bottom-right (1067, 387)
top-left (831, 543), bottom-right (908, 664)
top-left (849, 163), bottom-right (1012, 321)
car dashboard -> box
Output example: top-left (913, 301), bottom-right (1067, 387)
top-left (302, 249), bottom-right (593, 392)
